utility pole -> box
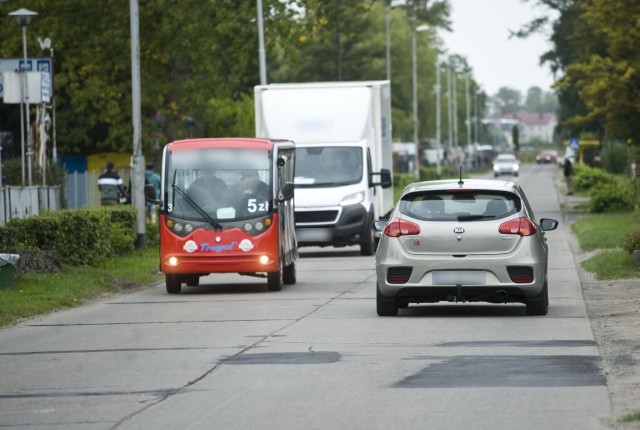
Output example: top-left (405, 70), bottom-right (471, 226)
top-left (435, 57), bottom-right (441, 178)
top-left (130, 0), bottom-right (145, 248)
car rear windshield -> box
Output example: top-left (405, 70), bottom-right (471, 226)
top-left (399, 190), bottom-right (521, 221)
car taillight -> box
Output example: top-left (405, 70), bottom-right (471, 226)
top-left (384, 218), bottom-right (420, 237)
top-left (387, 267), bottom-right (412, 284)
top-left (498, 217), bottom-right (537, 236)
top-left (507, 266), bottom-right (534, 283)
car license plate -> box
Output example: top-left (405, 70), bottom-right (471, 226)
top-left (432, 271), bottom-right (486, 285)
top-left (296, 228), bottom-right (332, 242)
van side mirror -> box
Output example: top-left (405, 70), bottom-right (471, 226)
top-left (370, 168), bottom-right (392, 189)
top-left (277, 182), bottom-right (294, 202)
top-left (144, 184), bottom-right (160, 204)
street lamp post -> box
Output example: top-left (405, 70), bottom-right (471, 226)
top-left (412, 24), bottom-right (429, 180)
top-left (9, 8), bottom-right (37, 187)
top-left (256, 0), bottom-right (267, 85)
top-left (385, 0), bottom-right (408, 82)
top-left (435, 57), bottom-right (442, 178)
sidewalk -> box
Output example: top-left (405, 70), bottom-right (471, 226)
top-left (553, 167), bottom-right (640, 429)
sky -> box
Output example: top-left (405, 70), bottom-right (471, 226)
top-left (440, 0), bottom-right (557, 97)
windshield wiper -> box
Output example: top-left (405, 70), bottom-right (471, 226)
top-left (172, 182), bottom-right (223, 230)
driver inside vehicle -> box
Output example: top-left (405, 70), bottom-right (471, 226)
top-left (187, 170), bottom-right (229, 210)
top-left (232, 170), bottom-right (269, 198)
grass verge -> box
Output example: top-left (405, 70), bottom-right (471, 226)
top-left (572, 213), bottom-right (637, 251)
top-left (0, 247), bottom-right (162, 327)
top-left (622, 410), bottom-right (640, 423)
top-left (572, 212), bottom-right (640, 279)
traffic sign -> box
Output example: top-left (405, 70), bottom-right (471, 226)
top-left (568, 138), bottom-right (579, 150)
top-left (0, 58), bottom-right (53, 98)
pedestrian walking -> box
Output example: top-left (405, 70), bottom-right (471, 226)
top-left (564, 157), bottom-right (574, 196)
top-left (98, 161), bottom-right (126, 206)
top-left (144, 162), bottom-right (162, 222)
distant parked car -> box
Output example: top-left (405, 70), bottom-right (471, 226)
top-left (374, 179), bottom-right (559, 316)
top-left (536, 150), bottom-right (558, 164)
top-left (493, 153), bottom-right (520, 177)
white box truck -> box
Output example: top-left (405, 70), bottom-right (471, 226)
top-left (254, 81), bottom-right (393, 256)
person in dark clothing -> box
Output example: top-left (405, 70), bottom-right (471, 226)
top-left (98, 161), bottom-right (126, 205)
top-left (144, 162), bottom-right (162, 222)
top-left (563, 157), bottom-right (574, 196)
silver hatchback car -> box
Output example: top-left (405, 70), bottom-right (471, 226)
top-left (493, 153), bottom-right (520, 177)
top-left (374, 179), bottom-right (558, 316)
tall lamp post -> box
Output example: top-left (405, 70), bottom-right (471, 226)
top-left (385, 0), bottom-right (407, 81)
top-left (435, 56), bottom-right (442, 178)
top-left (9, 8), bottom-right (37, 187)
top-left (412, 24), bottom-right (428, 179)
top-left (256, 0), bottom-right (267, 85)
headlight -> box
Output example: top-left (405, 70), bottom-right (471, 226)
top-left (493, 165), bottom-right (499, 171)
top-left (340, 192), bottom-right (364, 206)
top-left (513, 164), bottom-right (520, 171)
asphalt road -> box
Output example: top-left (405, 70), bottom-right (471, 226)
top-left (0, 163), bottom-right (611, 429)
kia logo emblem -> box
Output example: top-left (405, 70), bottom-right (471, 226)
top-left (453, 227), bottom-right (465, 234)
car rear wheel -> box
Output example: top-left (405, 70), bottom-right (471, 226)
top-left (360, 214), bottom-right (375, 256)
top-left (376, 283), bottom-right (398, 316)
top-left (526, 280), bottom-right (548, 315)
top-left (166, 274), bottom-right (182, 294)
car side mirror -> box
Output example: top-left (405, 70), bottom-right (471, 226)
top-left (373, 219), bottom-right (388, 232)
top-left (144, 184), bottom-right (160, 204)
top-left (277, 182), bottom-right (294, 202)
top-left (371, 168), bottom-right (392, 189)
top-left (540, 218), bottom-right (558, 231)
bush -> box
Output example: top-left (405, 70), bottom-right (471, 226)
top-left (573, 165), bottom-right (617, 192)
top-left (0, 207), bottom-right (137, 267)
top-left (589, 182), bottom-right (636, 213)
top-left (393, 173), bottom-right (416, 191)
top-left (623, 228), bottom-right (640, 254)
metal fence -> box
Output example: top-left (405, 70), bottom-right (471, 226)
top-left (0, 170), bottom-right (127, 226)
top-left (0, 186), bottom-right (62, 226)
top-left (65, 171), bottom-right (101, 209)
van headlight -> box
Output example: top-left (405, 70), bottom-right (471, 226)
top-left (340, 192), bottom-right (364, 206)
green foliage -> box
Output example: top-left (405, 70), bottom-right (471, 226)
top-left (0, 207), bottom-right (136, 266)
top-left (623, 228), bottom-right (640, 254)
top-left (582, 249), bottom-right (640, 280)
top-left (588, 182), bottom-right (636, 213)
top-left (571, 213), bottom-right (637, 251)
top-left (0, 247), bottom-right (162, 327)
top-left (573, 165), bottom-right (617, 192)
top-left (602, 143), bottom-right (630, 174)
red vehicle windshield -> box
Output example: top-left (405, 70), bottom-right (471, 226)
top-left (165, 147), bottom-right (272, 222)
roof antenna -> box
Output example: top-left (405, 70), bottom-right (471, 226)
top-left (458, 164), bottom-right (464, 187)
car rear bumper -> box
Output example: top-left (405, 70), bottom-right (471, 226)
top-left (376, 241), bottom-right (548, 302)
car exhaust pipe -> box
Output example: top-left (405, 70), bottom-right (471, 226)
top-left (495, 290), bottom-right (509, 300)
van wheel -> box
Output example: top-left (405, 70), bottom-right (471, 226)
top-left (166, 274), bottom-right (182, 294)
top-left (283, 262), bottom-right (296, 285)
top-left (267, 267), bottom-right (284, 291)
top-left (526, 280), bottom-right (548, 315)
top-left (360, 215), bottom-right (375, 256)
top-left (376, 283), bottom-right (398, 316)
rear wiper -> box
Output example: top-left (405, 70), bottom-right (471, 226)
top-left (172, 183), bottom-right (223, 230)
top-left (457, 214), bottom-right (496, 221)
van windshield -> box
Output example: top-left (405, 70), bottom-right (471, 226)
top-left (294, 146), bottom-right (362, 187)
top-left (166, 148), bottom-right (272, 222)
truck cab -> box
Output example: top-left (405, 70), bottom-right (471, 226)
top-left (254, 81), bottom-right (393, 256)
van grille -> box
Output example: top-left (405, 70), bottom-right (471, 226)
top-left (295, 210), bottom-right (339, 224)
